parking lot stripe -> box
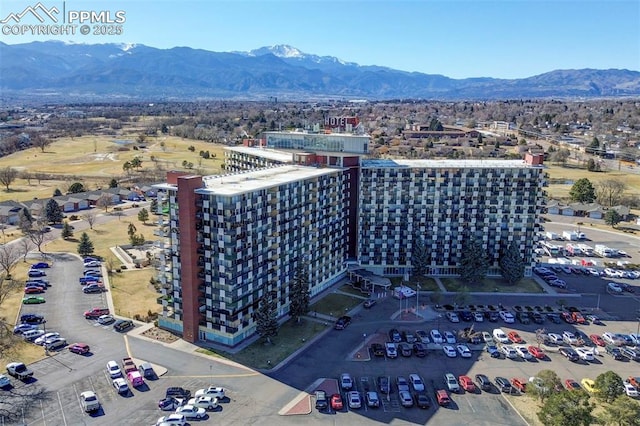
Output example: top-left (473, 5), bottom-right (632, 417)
top-left (56, 391), bottom-right (68, 426)
top-left (464, 395), bottom-right (476, 412)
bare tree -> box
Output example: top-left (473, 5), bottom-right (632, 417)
top-left (27, 220), bottom-right (53, 254)
top-left (32, 133), bottom-right (51, 153)
top-left (82, 210), bottom-right (98, 230)
top-left (597, 178), bottom-right (627, 207)
top-left (0, 245), bottom-right (20, 278)
top-left (18, 237), bottom-right (34, 262)
top-left (96, 194), bottom-right (114, 212)
top-left (0, 381), bottom-right (50, 421)
top-left (0, 167), bottom-right (18, 191)
top-left (20, 171), bottom-right (32, 185)
top-left (34, 172), bottom-right (47, 184)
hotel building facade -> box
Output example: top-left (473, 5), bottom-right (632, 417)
top-left (155, 131), bottom-right (545, 346)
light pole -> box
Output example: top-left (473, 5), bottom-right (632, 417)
top-left (416, 284), bottom-right (421, 311)
top-left (209, 364), bottom-right (213, 386)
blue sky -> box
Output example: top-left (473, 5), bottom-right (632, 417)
top-left (1, 0), bottom-right (639, 79)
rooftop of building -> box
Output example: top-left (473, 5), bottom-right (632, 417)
top-left (361, 158), bottom-right (537, 169)
top-left (225, 146), bottom-right (294, 162)
top-left (196, 165), bottom-right (342, 195)
top-left (263, 130), bottom-right (370, 138)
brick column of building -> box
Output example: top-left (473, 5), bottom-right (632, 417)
top-left (177, 175), bottom-right (203, 343)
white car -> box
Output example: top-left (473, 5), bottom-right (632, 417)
top-left (474, 312), bottom-right (484, 322)
top-left (547, 333), bottom-right (563, 344)
top-left (446, 312), bottom-right (460, 323)
top-left (602, 332), bottom-right (621, 345)
top-left (629, 334), bottom-right (640, 346)
top-left (499, 311), bottom-right (515, 323)
top-left (112, 378), bottom-right (129, 394)
top-left (175, 404), bottom-right (206, 420)
top-left (514, 345), bottom-right (532, 360)
top-left (187, 395), bottom-right (219, 411)
top-left (443, 331), bottom-right (457, 344)
top-left (482, 331), bottom-right (493, 343)
top-left (347, 391), bottom-right (362, 409)
top-left (156, 414), bottom-right (186, 426)
top-left (106, 360), bottom-right (122, 378)
top-left (409, 373), bottom-right (425, 392)
top-left (493, 328), bottom-right (509, 344)
top-left (430, 329), bottom-right (444, 344)
top-left (194, 386), bottom-right (225, 399)
top-left (340, 373), bottom-right (353, 390)
top-left (84, 260), bottom-right (102, 268)
top-left (625, 382), bottom-right (639, 397)
top-left (80, 390), bottom-right (100, 412)
top-left (587, 268), bottom-right (600, 276)
top-left (500, 344), bottom-right (518, 359)
top-left (34, 332), bottom-right (59, 346)
top-left (399, 390), bottom-right (414, 407)
top-left (575, 347), bottom-right (595, 361)
top-left (98, 314), bottom-right (116, 325)
top-left (456, 344), bottom-right (472, 358)
top-left (563, 331), bottom-right (578, 345)
top-left (444, 373), bottom-right (460, 392)
top-left (442, 344), bottom-right (457, 358)
top-left (385, 342), bottom-right (397, 358)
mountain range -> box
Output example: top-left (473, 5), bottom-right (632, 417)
top-left (1, 41), bottom-right (639, 101)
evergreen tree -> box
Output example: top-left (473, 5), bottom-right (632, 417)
top-left (61, 222), bottom-right (73, 240)
top-left (53, 188), bottom-right (63, 197)
top-left (68, 182), bottom-right (85, 193)
top-left (604, 210), bottom-right (621, 228)
top-left (44, 199), bottom-right (63, 224)
top-left (289, 260), bottom-right (310, 323)
top-left (411, 235), bottom-right (429, 278)
top-left (127, 223), bottom-right (137, 238)
top-left (537, 390), bottom-right (594, 426)
top-left (77, 232), bottom-right (95, 256)
top-left (598, 394), bottom-right (640, 426)
top-left (109, 178), bottom-right (118, 188)
top-left (18, 207), bottom-right (33, 233)
top-left (137, 208), bottom-right (149, 224)
top-left (594, 371), bottom-right (624, 403)
top-left (569, 178), bottom-right (596, 203)
top-left (253, 291), bottom-right (278, 344)
top-left (458, 236), bottom-right (489, 285)
top-left (499, 241), bottom-right (525, 285)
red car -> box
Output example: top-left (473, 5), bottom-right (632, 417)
top-left (68, 343), bottom-right (90, 354)
top-left (435, 389), bottom-right (450, 406)
top-left (527, 345), bottom-right (546, 360)
top-left (511, 378), bottom-right (527, 393)
top-left (628, 377), bottom-right (640, 388)
top-left (589, 334), bottom-right (605, 347)
top-left (565, 379), bottom-right (581, 391)
top-left (330, 393), bottom-right (343, 410)
top-left (508, 331), bottom-right (524, 344)
top-left (572, 312), bottom-right (586, 324)
top-left (24, 286), bottom-right (44, 294)
top-left (458, 375), bottom-right (476, 392)
top-left (561, 312), bottom-right (575, 324)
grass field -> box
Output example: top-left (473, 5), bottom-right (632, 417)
top-left (0, 135), bottom-right (228, 202)
top-left (197, 318), bottom-right (328, 370)
top-left (440, 277), bottom-right (543, 293)
top-left (310, 293), bottom-right (363, 317)
top-left (545, 164), bottom-right (640, 200)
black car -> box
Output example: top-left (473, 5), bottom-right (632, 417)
top-left (388, 328), bottom-right (402, 343)
top-left (377, 376), bottom-right (390, 394)
top-left (315, 390), bottom-right (328, 410)
top-left (158, 397), bottom-right (182, 411)
top-left (398, 343), bottom-right (412, 357)
top-left (414, 392), bottom-right (431, 409)
top-left (334, 316), bottom-right (351, 330)
top-left (559, 347), bottom-right (580, 362)
top-left (113, 319), bottom-right (134, 332)
top-left (165, 387), bottom-right (191, 403)
top-left (621, 347), bottom-right (640, 361)
top-left (619, 283), bottom-right (635, 293)
top-left (371, 343), bottom-right (386, 357)
top-left (547, 313), bottom-right (561, 324)
top-left (413, 343), bottom-right (427, 357)
top-left (494, 377), bottom-right (512, 393)
top-left (531, 312), bottom-right (545, 324)
top-left (20, 313), bottom-right (45, 324)
top-left (458, 311), bottom-right (472, 322)
top-left (83, 284), bottom-right (103, 294)
top-left (475, 374), bottom-right (492, 391)
top-left (605, 344), bottom-right (624, 360)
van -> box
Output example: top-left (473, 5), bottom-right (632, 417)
top-left (138, 362), bottom-right (156, 379)
top-left (22, 329), bottom-right (44, 341)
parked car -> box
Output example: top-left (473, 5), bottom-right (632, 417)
top-left (20, 314), bottom-right (45, 324)
top-left (443, 331), bottom-right (456, 344)
top-left (547, 313), bottom-right (561, 324)
top-left (435, 389), bottom-right (451, 406)
top-left (24, 286), bottom-right (44, 294)
top-left (113, 319), bottom-right (134, 332)
top-left (409, 374), bottom-right (425, 392)
top-left (494, 376), bottom-right (513, 393)
top-left (314, 390), bottom-right (328, 410)
top-left (194, 386), bottom-right (224, 399)
top-left (13, 324), bottom-right (36, 334)
top-left (363, 299), bottom-right (376, 308)
top-left (565, 379), bottom-right (581, 391)
top-left (581, 378), bottom-right (597, 393)
top-left (459, 375), bottom-right (476, 392)
top-left (572, 312), bottom-right (586, 324)
top-left (97, 314), bottom-right (116, 325)
top-left (35, 332), bottom-right (59, 346)
top-left (385, 342), bottom-right (397, 358)
top-left (370, 343), bottom-right (385, 357)
top-left (605, 344), bottom-right (624, 360)
top-left (106, 360), bottom-right (122, 378)
top-left (442, 344), bottom-right (457, 358)
top-left (414, 392), bottom-right (431, 409)
top-left (377, 376), bottom-right (390, 394)
top-left (508, 331), bottom-right (524, 344)
top-left (175, 404), bottom-right (206, 420)
top-left (531, 312), bottom-right (545, 324)
top-left (155, 414), bottom-right (185, 426)
top-left (27, 270), bottom-right (46, 278)
top-left (475, 374), bottom-right (492, 391)
top-left (158, 397), bottom-right (182, 411)
top-left (527, 345), bottom-right (546, 360)
top-left (446, 312), bottom-right (460, 323)
top-left (514, 345), bottom-right (533, 360)
top-left (415, 330), bottom-right (430, 343)
top-left (499, 311), bottom-right (515, 323)
top-left (559, 347), bottom-right (580, 362)
top-left (474, 312), bottom-right (485, 322)
top-left (516, 312), bottom-right (531, 324)
top-left (396, 376), bottom-right (410, 393)
top-left (365, 391), bottom-right (380, 408)
top-left (388, 328), bottom-right (402, 342)
top-left (511, 378), bottom-right (527, 393)
top-left (430, 329), bottom-right (444, 344)
top-left (575, 347), bottom-right (595, 362)
top-left (500, 344), bottom-right (518, 359)
top-left (492, 328), bottom-right (509, 343)
top-left (402, 330), bottom-right (417, 343)
top-left (485, 343), bottom-right (500, 358)
top-left (30, 262), bottom-right (50, 269)
top-left (166, 387), bottom-right (192, 400)
top-left (412, 342), bottom-right (427, 357)
top-left (399, 390), bottom-right (413, 407)
top-left (330, 393), bottom-right (343, 410)
top-left (340, 373), bottom-right (353, 390)
top-left (186, 396), bottom-right (218, 411)
top-left (444, 373), bottom-right (459, 393)
top-left (83, 260), bottom-right (102, 268)
top-left (84, 307), bottom-right (109, 319)
top-left (590, 334), bottom-right (605, 347)
top-left (347, 391), bottom-right (362, 409)
top-left (45, 337), bottom-right (67, 352)
top-left (456, 343), bottom-right (472, 358)
top-left (22, 296), bottom-right (45, 304)
top-left (80, 390), bottom-right (100, 413)
top-left (398, 342), bottom-right (412, 357)
top-left (562, 331), bottom-right (579, 345)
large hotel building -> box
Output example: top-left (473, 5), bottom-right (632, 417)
top-left (154, 124), bottom-right (545, 346)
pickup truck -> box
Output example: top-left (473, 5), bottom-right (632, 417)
top-left (122, 357), bottom-right (137, 374)
top-left (6, 362), bottom-right (34, 380)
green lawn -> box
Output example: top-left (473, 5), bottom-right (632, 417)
top-left (310, 293), bottom-right (363, 317)
top-left (339, 284), bottom-right (370, 297)
top-left (196, 318), bottom-right (327, 370)
top-left (441, 277), bottom-right (543, 293)
top-left (389, 276), bottom-right (440, 291)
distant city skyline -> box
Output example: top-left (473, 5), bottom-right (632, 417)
top-left (1, 0), bottom-right (638, 79)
